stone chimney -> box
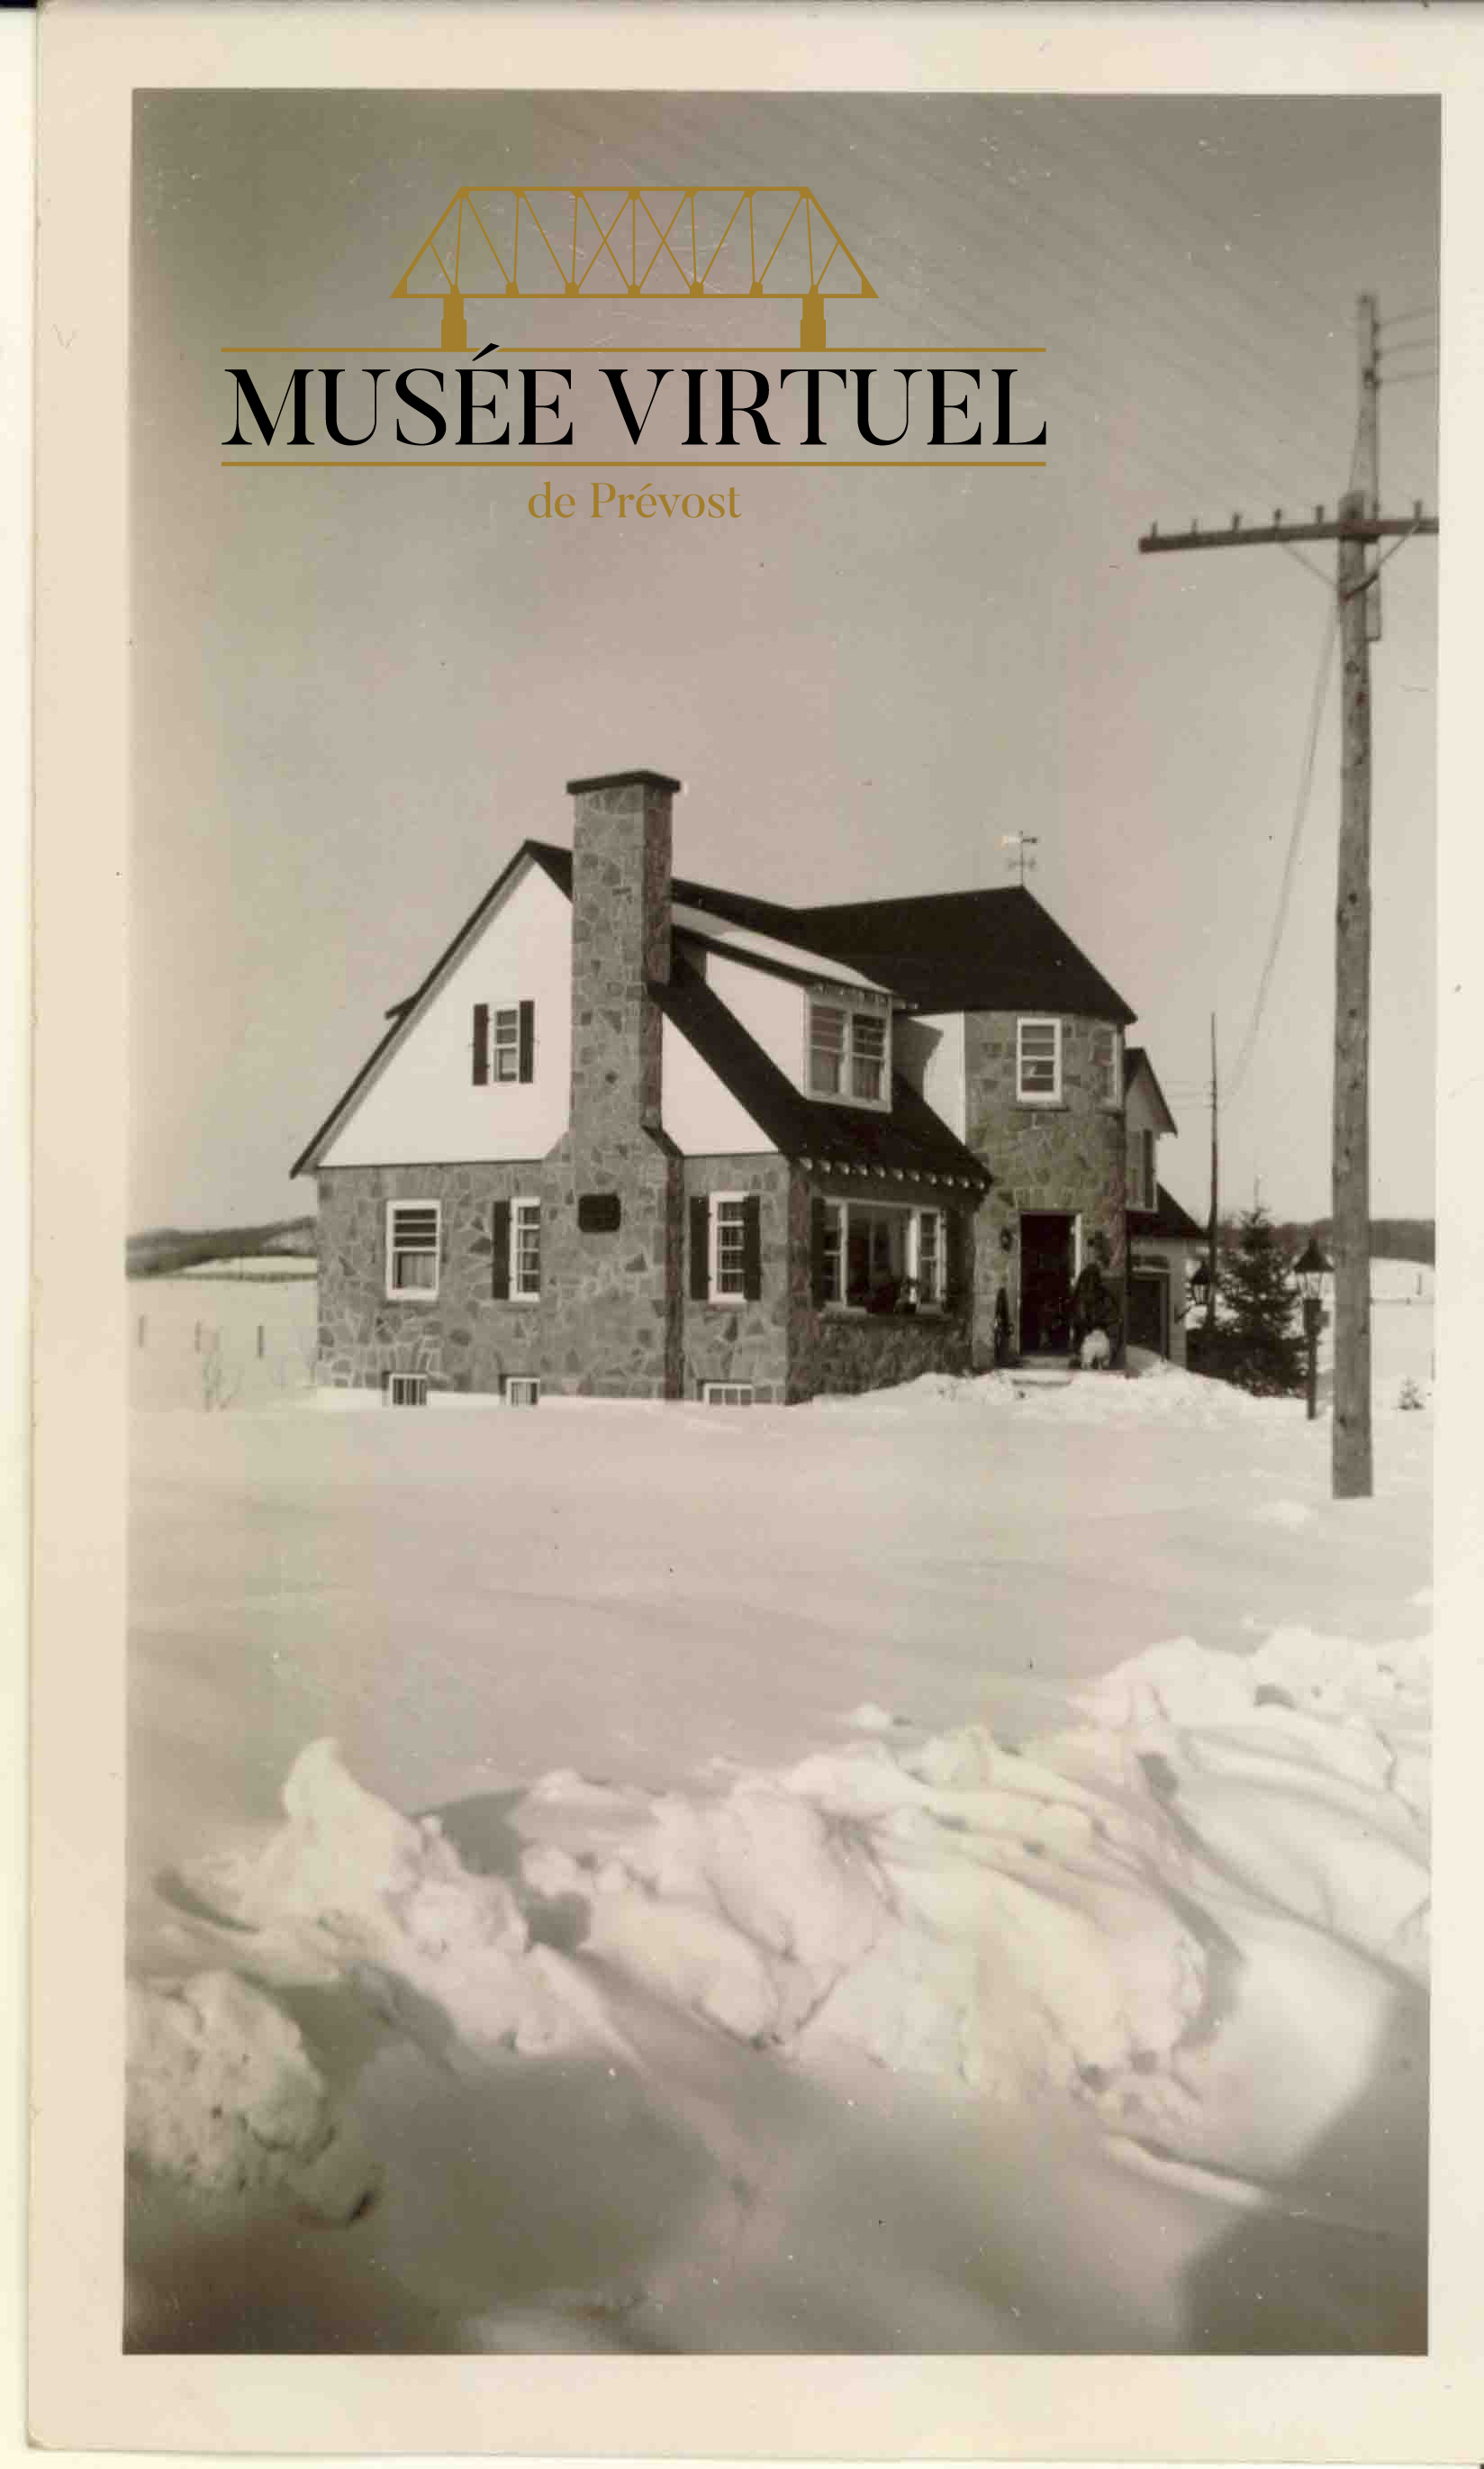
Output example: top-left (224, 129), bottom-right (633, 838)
top-left (566, 768), bottom-right (679, 1138)
top-left (538, 769), bottom-right (683, 1400)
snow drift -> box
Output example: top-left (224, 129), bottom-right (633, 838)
top-left (136, 1626), bottom-right (1428, 2236)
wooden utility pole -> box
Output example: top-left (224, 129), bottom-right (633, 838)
top-left (1333, 487), bottom-right (1373, 1493)
top-left (1207, 1013), bottom-right (1218, 1325)
top-left (1137, 294), bottom-right (1436, 1501)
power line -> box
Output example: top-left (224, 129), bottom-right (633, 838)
top-left (1222, 597), bottom-right (1338, 1109)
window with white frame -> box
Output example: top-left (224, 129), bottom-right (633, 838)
top-left (511, 1197), bottom-right (541, 1298)
top-left (711, 1194), bottom-right (748, 1299)
top-left (1091, 1025), bottom-right (1121, 1109)
top-left (817, 1198), bottom-right (947, 1310)
top-left (386, 1201), bottom-right (439, 1298)
top-left (1127, 1126), bottom-right (1157, 1211)
top-left (808, 994), bottom-right (892, 1109)
top-left (1017, 1018), bottom-right (1063, 1103)
top-left (493, 1007), bottom-right (520, 1081)
top-left (473, 1000), bottom-right (534, 1085)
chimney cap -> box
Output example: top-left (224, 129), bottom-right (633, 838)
top-left (566, 767), bottom-right (682, 796)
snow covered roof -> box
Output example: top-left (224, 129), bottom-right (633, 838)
top-left (670, 903), bottom-right (894, 999)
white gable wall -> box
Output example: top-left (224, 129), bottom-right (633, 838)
top-left (894, 1012), bottom-right (966, 1138)
top-left (705, 950), bottom-right (807, 1089)
top-left (1125, 1066), bottom-right (1166, 1142)
top-left (661, 1019), bottom-right (775, 1155)
top-left (318, 862), bottom-right (572, 1167)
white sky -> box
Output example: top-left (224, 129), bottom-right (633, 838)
top-left (129, 90), bottom-right (1438, 1230)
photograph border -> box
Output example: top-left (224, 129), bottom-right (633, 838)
top-left (29, 2), bottom-right (1484, 2455)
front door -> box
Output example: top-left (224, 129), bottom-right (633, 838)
top-left (1019, 1212), bottom-right (1076, 1355)
top-left (1127, 1268), bottom-right (1170, 1357)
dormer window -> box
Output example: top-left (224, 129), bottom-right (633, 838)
top-left (808, 993), bottom-right (891, 1110)
top-left (1017, 1018), bottom-right (1063, 1103)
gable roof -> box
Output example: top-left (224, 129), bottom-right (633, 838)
top-left (292, 839), bottom-right (561, 1176)
top-left (1129, 1181), bottom-right (1205, 1240)
top-left (655, 953), bottom-right (990, 1188)
top-left (294, 835), bottom-right (1135, 1177)
top-left (670, 877), bottom-right (1137, 1024)
top-left (1123, 1046), bottom-right (1179, 1135)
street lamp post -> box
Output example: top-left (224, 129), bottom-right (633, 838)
top-left (1294, 1239), bottom-right (1332, 1423)
top-left (1188, 1257), bottom-right (1211, 1361)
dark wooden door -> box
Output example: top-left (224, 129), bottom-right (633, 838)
top-left (1019, 1213), bottom-right (1075, 1354)
top-left (1127, 1270), bottom-right (1170, 1356)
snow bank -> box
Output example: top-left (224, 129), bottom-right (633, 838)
top-left (156, 1630), bottom-right (1428, 2156)
top-left (126, 1970), bottom-right (377, 2222)
top-left (818, 1366), bottom-right (1294, 1427)
top-left (177, 1739), bottom-right (591, 2062)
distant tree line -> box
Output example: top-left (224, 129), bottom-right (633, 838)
top-left (1253, 1216), bottom-right (1434, 1268)
top-left (126, 1215), bottom-right (317, 1279)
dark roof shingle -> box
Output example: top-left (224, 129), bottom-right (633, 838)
top-left (655, 954), bottom-right (990, 1187)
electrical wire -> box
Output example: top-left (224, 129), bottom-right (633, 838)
top-left (1222, 600), bottom-right (1339, 1111)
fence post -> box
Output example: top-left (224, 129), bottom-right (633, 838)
top-left (257, 1324), bottom-right (266, 1359)
top-left (194, 1321), bottom-right (202, 1353)
top-left (137, 1316), bottom-right (146, 1349)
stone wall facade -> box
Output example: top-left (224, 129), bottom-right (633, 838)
top-left (680, 1155), bottom-right (792, 1402)
top-left (316, 1162), bottom-right (548, 1393)
top-left (963, 1010), bottom-right (1128, 1357)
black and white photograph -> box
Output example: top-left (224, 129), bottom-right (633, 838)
top-left (26, 5), bottom-right (1482, 2452)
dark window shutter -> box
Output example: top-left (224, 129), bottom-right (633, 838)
top-left (472, 1003), bottom-right (490, 1085)
top-left (809, 1195), bottom-right (829, 1307)
top-left (491, 1200), bottom-right (511, 1299)
top-left (689, 1196), bottom-right (710, 1301)
top-left (518, 1000), bottom-right (536, 1084)
top-left (945, 1207), bottom-right (967, 1307)
top-left (741, 1194), bottom-right (763, 1302)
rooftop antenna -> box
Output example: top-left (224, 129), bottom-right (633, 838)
top-left (1000, 831), bottom-right (1038, 887)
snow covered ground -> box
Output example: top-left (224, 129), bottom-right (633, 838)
top-left (125, 1291), bottom-right (1433, 2356)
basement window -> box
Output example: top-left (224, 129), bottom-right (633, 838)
top-left (386, 1202), bottom-right (440, 1299)
top-left (1017, 1018), bottom-right (1063, 1104)
top-left (703, 1382), bottom-right (755, 1407)
top-left (385, 1373), bottom-right (429, 1408)
top-left (504, 1376), bottom-right (542, 1407)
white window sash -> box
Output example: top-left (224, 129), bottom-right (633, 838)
top-left (511, 1197), bottom-right (541, 1299)
top-left (1018, 1018), bottom-right (1063, 1103)
top-left (808, 996), bottom-right (891, 1110)
top-left (710, 1194), bottom-right (748, 1301)
top-left (386, 1201), bottom-right (440, 1301)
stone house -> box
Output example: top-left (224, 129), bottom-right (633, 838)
top-left (292, 767), bottom-right (1199, 1402)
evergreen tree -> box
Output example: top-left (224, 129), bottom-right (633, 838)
top-left (1217, 1203), bottom-right (1306, 1396)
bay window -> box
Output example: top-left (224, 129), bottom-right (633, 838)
top-left (814, 1198), bottom-right (948, 1311)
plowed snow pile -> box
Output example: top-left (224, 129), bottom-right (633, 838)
top-left (130, 1626), bottom-right (1430, 2354)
